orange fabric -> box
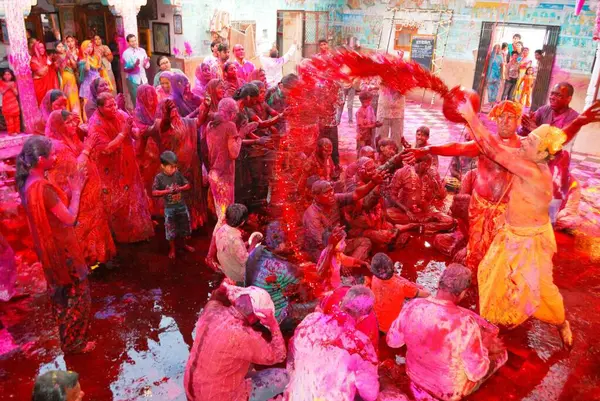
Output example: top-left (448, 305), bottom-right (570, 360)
top-left (0, 82), bottom-right (20, 116)
top-left (24, 180), bottom-right (87, 287)
top-left (466, 191), bottom-right (507, 271)
top-left (368, 275), bottom-right (419, 333)
top-left (488, 100), bottom-right (523, 121)
top-left (30, 57), bottom-right (59, 105)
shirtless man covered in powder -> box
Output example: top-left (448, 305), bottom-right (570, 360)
top-left (407, 101), bottom-right (523, 270)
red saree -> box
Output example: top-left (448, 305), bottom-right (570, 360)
top-left (45, 115), bottom-right (116, 264)
top-left (30, 53), bottom-right (59, 105)
top-left (88, 110), bottom-right (154, 243)
top-left (159, 116), bottom-right (207, 229)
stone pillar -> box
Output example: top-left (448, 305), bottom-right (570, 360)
top-left (5, 0), bottom-right (41, 133)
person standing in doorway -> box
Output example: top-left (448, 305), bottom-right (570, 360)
top-left (122, 34), bottom-right (150, 107)
top-left (501, 51), bottom-right (520, 101)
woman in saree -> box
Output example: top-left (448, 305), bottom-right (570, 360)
top-left (93, 35), bottom-right (117, 95)
top-left (45, 110), bottom-right (116, 265)
top-left (30, 40), bottom-right (60, 105)
top-left (88, 92), bottom-right (154, 243)
top-left (223, 62), bottom-right (245, 98)
top-left (486, 44), bottom-right (504, 107)
top-left (192, 62), bottom-right (214, 98)
top-left (159, 96), bottom-right (208, 230)
top-left (133, 84), bottom-right (164, 216)
top-left (156, 72), bottom-right (172, 103)
top-left (16, 135), bottom-right (94, 353)
top-left (84, 76), bottom-right (112, 120)
top-left (79, 40), bottom-right (106, 120)
top-left (164, 71), bottom-right (202, 118)
top-left (54, 42), bottom-right (81, 115)
top-left (33, 89), bottom-right (68, 134)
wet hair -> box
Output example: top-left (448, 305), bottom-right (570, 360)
top-left (233, 83), bottom-right (259, 101)
top-left (535, 49), bottom-right (543, 56)
top-left (318, 39), bottom-right (328, 45)
top-left (225, 203), bottom-right (248, 227)
top-left (210, 39), bottom-right (221, 50)
top-left (250, 80), bottom-right (265, 90)
top-left (32, 370), bottom-right (80, 401)
top-left (1, 68), bottom-right (16, 81)
top-left (341, 285), bottom-right (375, 319)
top-left (281, 74), bottom-right (299, 89)
top-left (160, 150), bottom-right (178, 166)
top-left (223, 61), bottom-right (236, 73)
top-left (218, 43), bottom-right (229, 53)
top-left (156, 55), bottom-right (169, 67)
top-left (359, 91), bottom-right (373, 102)
top-left (16, 135), bottom-right (53, 192)
top-left (317, 137), bottom-right (332, 148)
top-left (416, 125), bottom-right (430, 137)
top-left (513, 33), bottom-right (521, 39)
top-left (126, 34), bottom-right (136, 42)
top-left (556, 82), bottom-right (574, 97)
top-left (96, 92), bottom-right (113, 108)
top-left (370, 253), bottom-right (394, 280)
top-left (438, 263), bottom-right (472, 296)
top-left (501, 42), bottom-right (508, 50)
top-left (378, 138), bottom-right (398, 152)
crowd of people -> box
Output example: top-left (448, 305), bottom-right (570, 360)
top-left (486, 33), bottom-right (543, 109)
top-left (6, 35), bottom-right (600, 401)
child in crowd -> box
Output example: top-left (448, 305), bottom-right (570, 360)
top-left (518, 67), bottom-right (535, 108)
top-left (0, 69), bottom-right (20, 135)
top-left (367, 252), bottom-right (429, 333)
top-left (152, 151), bottom-right (195, 259)
top-left (355, 91), bottom-right (382, 152)
top-left (502, 51), bottom-right (520, 101)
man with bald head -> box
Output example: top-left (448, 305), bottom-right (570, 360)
top-left (232, 44), bottom-right (255, 82)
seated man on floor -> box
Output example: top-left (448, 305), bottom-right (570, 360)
top-left (245, 221), bottom-right (317, 329)
top-left (302, 175), bottom-right (385, 263)
top-left (285, 285), bottom-right (380, 401)
top-left (386, 163), bottom-right (455, 235)
top-left (346, 157), bottom-right (419, 249)
top-left (215, 204), bottom-right (263, 284)
top-left (376, 138), bottom-right (399, 166)
top-left (298, 137), bottom-right (336, 197)
top-left (387, 263), bottom-right (507, 401)
top-left (416, 153), bottom-right (447, 211)
top-left (184, 281), bottom-right (288, 401)
top-left (366, 253), bottom-right (429, 334)
top-left (344, 145), bottom-right (376, 186)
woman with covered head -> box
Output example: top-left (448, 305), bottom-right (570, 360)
top-left (16, 136), bottom-right (93, 353)
top-left (84, 76), bottom-right (115, 120)
top-left (33, 89), bottom-right (68, 134)
top-left (158, 90), bottom-right (208, 230)
top-left (223, 61), bottom-right (245, 98)
top-left (45, 110), bottom-right (116, 265)
top-left (163, 71), bottom-right (202, 118)
top-left (79, 40), bottom-right (109, 119)
top-left (88, 92), bottom-right (154, 243)
top-left (54, 41), bottom-right (81, 115)
top-left (192, 61), bottom-right (215, 98)
top-left (30, 40), bottom-right (60, 105)
top-left (458, 100), bottom-right (573, 348)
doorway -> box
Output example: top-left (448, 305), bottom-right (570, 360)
top-left (277, 10), bottom-right (331, 61)
top-left (473, 22), bottom-right (560, 111)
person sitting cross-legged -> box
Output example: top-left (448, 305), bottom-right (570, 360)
top-left (387, 263), bottom-right (507, 401)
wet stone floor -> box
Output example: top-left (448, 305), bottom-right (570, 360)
top-left (1, 226), bottom-right (600, 401)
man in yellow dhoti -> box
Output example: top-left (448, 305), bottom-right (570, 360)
top-left (407, 101), bottom-right (523, 271)
top-left (458, 100), bottom-right (573, 348)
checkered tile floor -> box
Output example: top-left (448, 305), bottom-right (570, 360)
top-left (338, 100), bottom-right (600, 229)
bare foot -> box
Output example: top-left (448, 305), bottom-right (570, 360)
top-left (558, 320), bottom-right (573, 350)
top-left (169, 249), bottom-right (176, 259)
top-left (184, 244), bottom-right (195, 253)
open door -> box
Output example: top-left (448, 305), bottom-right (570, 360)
top-left (531, 26), bottom-right (560, 111)
top-left (277, 11), bottom-right (303, 76)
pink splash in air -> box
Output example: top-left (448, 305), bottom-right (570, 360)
top-left (574, 0), bottom-right (585, 16)
top-left (594, 4), bottom-right (600, 41)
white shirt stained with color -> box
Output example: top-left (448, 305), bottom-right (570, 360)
top-left (122, 46), bottom-right (149, 85)
top-left (259, 44), bottom-right (297, 89)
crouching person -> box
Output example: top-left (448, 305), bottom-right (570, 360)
top-left (184, 281), bottom-right (288, 401)
top-left (387, 264), bottom-right (507, 401)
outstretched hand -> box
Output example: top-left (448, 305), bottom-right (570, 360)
top-left (457, 100), bottom-right (475, 121)
top-left (579, 100), bottom-right (600, 126)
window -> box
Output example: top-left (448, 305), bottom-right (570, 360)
top-left (394, 26), bottom-right (417, 52)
